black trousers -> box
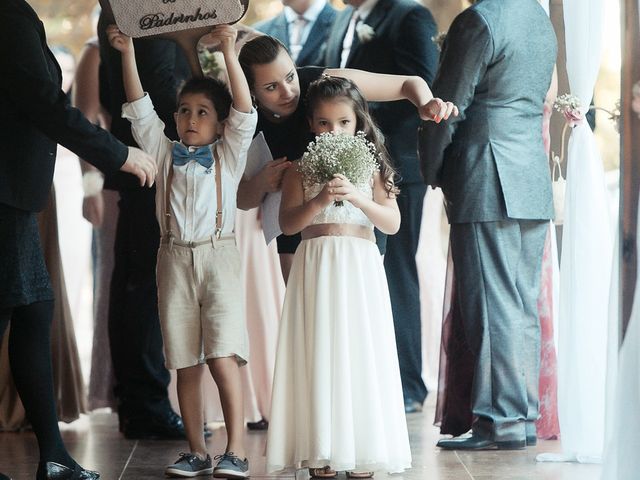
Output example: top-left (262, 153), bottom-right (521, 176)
top-left (384, 183), bottom-right (428, 403)
top-left (108, 188), bottom-right (171, 420)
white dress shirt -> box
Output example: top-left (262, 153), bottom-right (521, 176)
top-left (121, 93), bottom-right (257, 242)
top-left (340, 0), bottom-right (380, 68)
top-left (284, 0), bottom-right (327, 62)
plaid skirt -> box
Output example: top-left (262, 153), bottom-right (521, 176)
top-left (0, 203), bottom-right (53, 308)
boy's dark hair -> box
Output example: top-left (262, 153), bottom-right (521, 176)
top-left (177, 76), bottom-right (232, 121)
top-left (305, 75), bottom-right (400, 197)
top-left (238, 35), bottom-right (289, 89)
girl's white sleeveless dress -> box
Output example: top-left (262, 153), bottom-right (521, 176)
top-left (266, 182), bottom-right (411, 474)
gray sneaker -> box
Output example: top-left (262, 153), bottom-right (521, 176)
top-left (165, 453), bottom-right (213, 477)
top-left (213, 452), bottom-right (249, 478)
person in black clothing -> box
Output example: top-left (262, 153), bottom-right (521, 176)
top-left (96, 1), bottom-right (192, 440)
top-left (237, 36), bottom-right (453, 282)
top-left (0, 1), bottom-right (155, 478)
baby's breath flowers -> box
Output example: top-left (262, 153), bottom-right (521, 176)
top-left (299, 131), bottom-right (380, 206)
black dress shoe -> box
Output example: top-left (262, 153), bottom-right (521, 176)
top-left (121, 410), bottom-right (186, 440)
top-left (36, 462), bottom-right (99, 480)
top-left (526, 434), bottom-right (537, 446)
top-left (437, 434), bottom-right (526, 450)
top-left (247, 417), bottom-right (269, 431)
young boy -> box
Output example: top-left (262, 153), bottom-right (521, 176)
top-left (107, 24), bottom-right (256, 478)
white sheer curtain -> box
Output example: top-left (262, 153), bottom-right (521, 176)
top-left (417, 188), bottom-right (447, 392)
top-left (601, 237), bottom-right (640, 478)
top-left (601, 6), bottom-right (640, 477)
top-left (539, 0), bottom-right (550, 15)
top-left (538, 0), bottom-right (612, 464)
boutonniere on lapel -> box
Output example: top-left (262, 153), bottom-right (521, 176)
top-left (355, 22), bottom-right (375, 43)
top-left (432, 32), bottom-right (447, 52)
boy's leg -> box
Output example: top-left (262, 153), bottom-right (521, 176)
top-left (176, 364), bottom-right (207, 457)
top-left (208, 357), bottom-right (245, 459)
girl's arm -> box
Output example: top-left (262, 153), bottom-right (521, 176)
top-left (329, 173), bottom-right (400, 234)
top-left (212, 25), bottom-right (252, 114)
top-left (325, 68), bottom-right (457, 122)
top-left (279, 166), bottom-right (336, 235)
top-left (106, 25), bottom-right (144, 102)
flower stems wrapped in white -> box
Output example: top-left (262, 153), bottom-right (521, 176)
top-left (299, 131), bottom-right (380, 206)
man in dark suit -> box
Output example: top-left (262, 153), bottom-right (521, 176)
top-left (419, 0), bottom-right (556, 449)
top-left (324, 0), bottom-right (439, 413)
top-left (96, 2), bottom-right (191, 440)
top-left (0, 1), bottom-right (155, 476)
top-left (253, 0), bottom-right (336, 67)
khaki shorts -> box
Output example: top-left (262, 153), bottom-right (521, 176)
top-left (156, 236), bottom-right (248, 370)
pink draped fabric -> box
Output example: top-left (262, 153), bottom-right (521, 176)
top-left (536, 228), bottom-right (560, 438)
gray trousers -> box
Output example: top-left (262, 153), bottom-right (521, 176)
top-left (450, 220), bottom-right (547, 442)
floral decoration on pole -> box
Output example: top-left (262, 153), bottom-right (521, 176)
top-left (554, 93), bottom-right (584, 128)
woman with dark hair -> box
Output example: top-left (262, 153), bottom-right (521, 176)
top-left (237, 35), bottom-right (456, 281)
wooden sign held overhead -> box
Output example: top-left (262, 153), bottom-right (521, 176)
top-left (107, 0), bottom-right (249, 76)
top-left (110, 0), bottom-right (247, 38)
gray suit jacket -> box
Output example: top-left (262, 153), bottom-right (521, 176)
top-left (418, 0), bottom-right (557, 223)
top-left (252, 2), bottom-right (336, 67)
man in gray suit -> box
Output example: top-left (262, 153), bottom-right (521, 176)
top-left (419, 0), bottom-right (557, 449)
top-left (253, 0), bottom-right (336, 67)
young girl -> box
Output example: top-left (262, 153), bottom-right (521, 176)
top-left (266, 76), bottom-right (409, 479)
top-left (107, 25), bottom-right (255, 478)
top-left (237, 35), bottom-right (457, 282)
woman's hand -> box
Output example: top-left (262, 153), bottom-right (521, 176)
top-left (419, 98), bottom-right (459, 123)
top-left (121, 147), bottom-right (157, 187)
top-left (106, 25), bottom-right (133, 54)
top-left (258, 157), bottom-right (291, 193)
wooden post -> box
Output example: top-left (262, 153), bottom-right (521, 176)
top-left (620, 0), bottom-right (640, 342)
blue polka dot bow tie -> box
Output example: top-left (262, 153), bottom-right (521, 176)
top-left (172, 143), bottom-right (214, 169)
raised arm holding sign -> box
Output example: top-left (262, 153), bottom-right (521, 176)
top-left (106, 0), bottom-right (249, 76)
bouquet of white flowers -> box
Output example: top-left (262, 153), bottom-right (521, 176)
top-left (299, 131), bottom-right (380, 206)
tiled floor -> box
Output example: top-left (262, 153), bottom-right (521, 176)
top-left (0, 399), bottom-right (602, 480)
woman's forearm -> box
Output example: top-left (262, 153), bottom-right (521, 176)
top-left (237, 176), bottom-right (266, 210)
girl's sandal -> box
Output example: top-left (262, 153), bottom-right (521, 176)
top-left (346, 472), bottom-right (374, 479)
top-left (309, 466), bottom-right (337, 478)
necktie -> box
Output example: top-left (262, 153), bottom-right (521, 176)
top-left (172, 143), bottom-right (214, 169)
top-left (289, 15), bottom-right (308, 62)
top-left (340, 10), bottom-right (359, 68)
